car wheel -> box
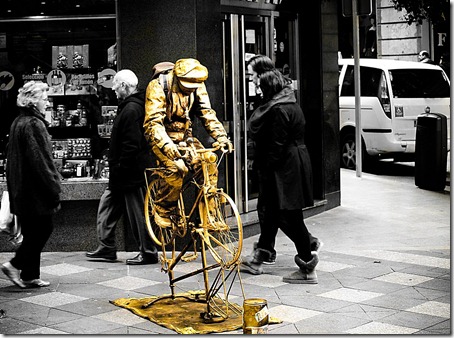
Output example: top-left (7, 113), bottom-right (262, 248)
top-left (341, 132), bottom-right (356, 169)
top-left (341, 132), bottom-right (376, 170)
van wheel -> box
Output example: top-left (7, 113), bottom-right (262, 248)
top-left (341, 132), bottom-right (356, 169)
top-left (341, 132), bottom-right (374, 170)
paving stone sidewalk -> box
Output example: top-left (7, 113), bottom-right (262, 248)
top-left (0, 169), bottom-right (450, 335)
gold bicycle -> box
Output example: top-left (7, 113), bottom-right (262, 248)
top-left (143, 138), bottom-right (244, 323)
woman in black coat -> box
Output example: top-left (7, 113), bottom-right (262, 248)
top-left (240, 55), bottom-right (319, 284)
top-left (2, 81), bottom-right (61, 288)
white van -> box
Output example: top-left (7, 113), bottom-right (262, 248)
top-left (338, 58), bottom-right (450, 169)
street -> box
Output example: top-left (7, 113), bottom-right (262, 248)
top-left (0, 166), bottom-right (450, 334)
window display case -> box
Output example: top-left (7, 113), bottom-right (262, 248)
top-left (0, 9), bottom-right (117, 186)
top-left (18, 65), bottom-right (117, 181)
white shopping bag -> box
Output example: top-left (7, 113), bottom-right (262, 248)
top-left (0, 191), bottom-right (22, 246)
top-left (0, 191), bottom-right (13, 231)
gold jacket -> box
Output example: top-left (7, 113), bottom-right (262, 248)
top-left (144, 71), bottom-right (227, 149)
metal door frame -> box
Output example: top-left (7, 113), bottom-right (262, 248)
top-left (222, 11), bottom-right (299, 214)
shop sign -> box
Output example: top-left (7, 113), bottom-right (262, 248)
top-left (22, 73), bottom-right (46, 83)
top-left (0, 71), bottom-right (14, 91)
top-left (97, 68), bottom-right (116, 89)
top-left (66, 73), bottom-right (95, 95)
top-left (47, 69), bottom-right (66, 96)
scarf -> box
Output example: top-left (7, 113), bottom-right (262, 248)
top-left (248, 84), bottom-right (296, 140)
top-left (19, 105), bottom-right (50, 127)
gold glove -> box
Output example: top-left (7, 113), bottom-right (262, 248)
top-left (162, 143), bottom-right (182, 160)
top-left (214, 136), bottom-right (234, 153)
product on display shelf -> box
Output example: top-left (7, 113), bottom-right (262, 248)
top-left (98, 105), bottom-right (117, 137)
top-left (44, 98), bottom-right (54, 124)
top-left (55, 46), bottom-right (69, 69)
top-left (52, 44), bottom-right (89, 69)
top-left (47, 69), bottom-right (66, 95)
top-left (52, 138), bottom-right (91, 159)
top-left (73, 44), bottom-right (89, 68)
top-left (79, 109), bottom-right (88, 126)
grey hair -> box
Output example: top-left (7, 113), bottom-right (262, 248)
top-left (16, 81), bottom-right (49, 107)
top-left (114, 69), bottom-right (138, 88)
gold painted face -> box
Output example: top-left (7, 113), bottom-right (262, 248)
top-left (177, 78), bottom-right (197, 95)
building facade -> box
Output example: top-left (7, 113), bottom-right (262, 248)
top-left (338, 0), bottom-right (450, 65)
top-left (0, 0), bottom-right (340, 251)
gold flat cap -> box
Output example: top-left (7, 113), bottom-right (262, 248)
top-left (174, 58), bottom-right (208, 89)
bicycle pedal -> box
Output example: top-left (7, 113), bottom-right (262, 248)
top-left (181, 253), bottom-right (198, 262)
top-left (170, 215), bottom-right (185, 227)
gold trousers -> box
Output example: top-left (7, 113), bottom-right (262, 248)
top-left (151, 138), bottom-right (218, 216)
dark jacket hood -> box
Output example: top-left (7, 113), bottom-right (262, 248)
top-left (118, 89), bottom-right (145, 111)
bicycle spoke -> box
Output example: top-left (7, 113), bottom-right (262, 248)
top-left (199, 191), bottom-right (243, 267)
top-left (144, 175), bottom-right (177, 246)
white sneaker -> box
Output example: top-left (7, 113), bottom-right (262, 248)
top-left (23, 279), bottom-right (50, 288)
top-left (1, 262), bottom-right (25, 288)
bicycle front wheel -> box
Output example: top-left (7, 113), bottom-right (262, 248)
top-left (198, 191), bottom-right (243, 268)
top-left (144, 176), bottom-right (175, 246)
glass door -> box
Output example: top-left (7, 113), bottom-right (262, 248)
top-left (222, 11), bottom-right (299, 214)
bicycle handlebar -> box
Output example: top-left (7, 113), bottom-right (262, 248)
top-left (177, 139), bottom-right (232, 155)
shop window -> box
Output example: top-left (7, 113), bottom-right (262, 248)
top-left (0, 1), bottom-right (117, 180)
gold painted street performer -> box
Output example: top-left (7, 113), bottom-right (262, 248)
top-left (144, 58), bottom-right (233, 228)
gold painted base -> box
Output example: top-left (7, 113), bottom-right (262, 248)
top-left (111, 292), bottom-right (242, 334)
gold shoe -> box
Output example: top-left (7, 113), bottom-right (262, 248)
top-left (154, 212), bottom-right (172, 228)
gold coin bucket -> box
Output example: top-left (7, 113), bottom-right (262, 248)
top-left (243, 298), bottom-right (269, 334)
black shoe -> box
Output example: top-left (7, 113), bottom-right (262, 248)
top-left (126, 253), bottom-right (159, 265)
top-left (86, 247), bottom-right (117, 261)
top-left (252, 242), bottom-right (276, 265)
top-left (311, 239), bottom-right (324, 253)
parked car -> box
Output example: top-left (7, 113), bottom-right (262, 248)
top-left (338, 58), bottom-right (451, 169)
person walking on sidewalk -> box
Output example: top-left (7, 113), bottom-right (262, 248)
top-left (2, 81), bottom-right (61, 288)
top-left (86, 69), bottom-right (158, 265)
top-left (240, 55), bottom-right (319, 284)
top-left (418, 50), bottom-right (435, 64)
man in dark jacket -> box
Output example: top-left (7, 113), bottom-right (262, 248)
top-left (86, 69), bottom-right (158, 265)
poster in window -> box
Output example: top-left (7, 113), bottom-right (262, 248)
top-left (65, 73), bottom-right (95, 95)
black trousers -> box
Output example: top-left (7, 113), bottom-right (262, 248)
top-left (11, 213), bottom-right (53, 281)
top-left (256, 171), bottom-right (312, 262)
top-left (257, 200), bottom-right (319, 256)
top-left (96, 187), bottom-right (157, 256)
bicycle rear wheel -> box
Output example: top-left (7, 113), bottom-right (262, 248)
top-left (198, 191), bottom-right (243, 268)
top-left (144, 176), bottom-right (175, 246)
